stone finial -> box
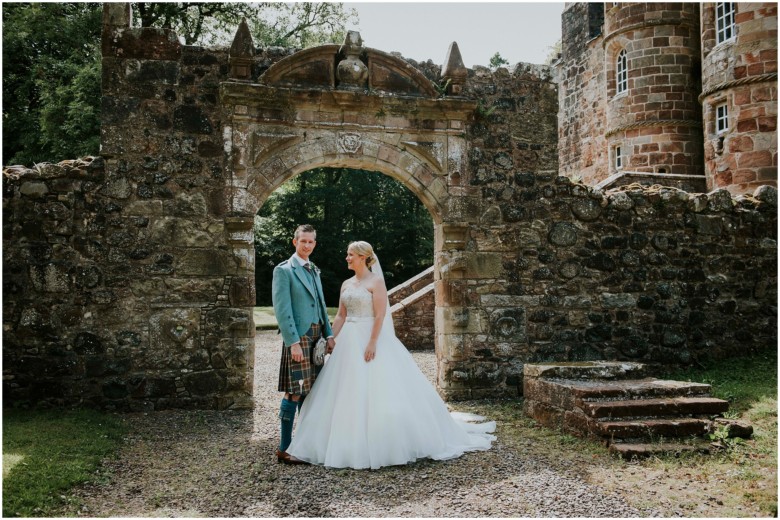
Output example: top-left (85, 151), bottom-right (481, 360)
top-left (441, 42), bottom-right (468, 95)
top-left (337, 30), bottom-right (368, 90)
top-left (229, 18), bottom-right (254, 81)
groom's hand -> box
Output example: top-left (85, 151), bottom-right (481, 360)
top-left (326, 337), bottom-right (335, 353)
top-left (290, 342), bottom-right (304, 362)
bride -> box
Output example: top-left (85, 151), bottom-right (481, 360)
top-left (286, 241), bottom-right (496, 469)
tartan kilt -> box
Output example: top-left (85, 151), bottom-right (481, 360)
top-left (278, 323), bottom-right (323, 395)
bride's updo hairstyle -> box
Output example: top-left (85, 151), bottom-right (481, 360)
top-left (348, 241), bottom-right (376, 270)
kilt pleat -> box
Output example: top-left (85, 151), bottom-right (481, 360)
top-left (278, 323), bottom-right (322, 395)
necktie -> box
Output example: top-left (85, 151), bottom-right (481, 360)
top-left (303, 263), bottom-right (311, 272)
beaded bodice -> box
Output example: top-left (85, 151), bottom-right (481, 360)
top-left (341, 282), bottom-right (374, 318)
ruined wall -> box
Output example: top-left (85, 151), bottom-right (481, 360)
top-left (3, 7), bottom-right (263, 410)
top-left (389, 267), bottom-right (434, 350)
top-left (2, 4), bottom-right (777, 409)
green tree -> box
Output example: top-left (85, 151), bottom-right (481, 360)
top-left (2, 3), bottom-right (102, 165)
top-left (545, 39), bottom-right (562, 64)
top-left (254, 168), bottom-right (434, 305)
top-left (133, 2), bottom-right (358, 47)
top-left (489, 51), bottom-right (510, 70)
top-left (3, 3), bottom-right (357, 165)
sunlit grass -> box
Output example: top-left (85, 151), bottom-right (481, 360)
top-left (254, 306), bottom-right (337, 330)
top-left (3, 408), bottom-right (125, 517)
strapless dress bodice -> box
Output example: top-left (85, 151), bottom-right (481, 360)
top-left (341, 283), bottom-right (375, 318)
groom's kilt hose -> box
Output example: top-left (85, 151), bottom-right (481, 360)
top-left (278, 323), bottom-right (323, 395)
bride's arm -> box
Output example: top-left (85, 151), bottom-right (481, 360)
top-left (330, 282), bottom-right (349, 338)
top-left (364, 276), bottom-right (388, 362)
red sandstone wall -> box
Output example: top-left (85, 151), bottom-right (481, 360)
top-left (701, 3), bottom-right (778, 194)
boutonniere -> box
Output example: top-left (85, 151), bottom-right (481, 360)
top-left (309, 262), bottom-right (321, 275)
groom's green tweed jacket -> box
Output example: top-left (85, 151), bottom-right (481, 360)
top-left (272, 255), bottom-right (333, 347)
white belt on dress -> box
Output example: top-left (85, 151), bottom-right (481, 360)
top-left (346, 316), bottom-right (374, 322)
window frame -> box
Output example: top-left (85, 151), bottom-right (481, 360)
top-left (614, 145), bottom-right (624, 171)
top-left (716, 102), bottom-right (729, 134)
top-left (716, 2), bottom-right (736, 45)
top-left (616, 49), bottom-right (628, 95)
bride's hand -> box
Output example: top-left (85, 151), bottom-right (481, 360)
top-left (326, 337), bottom-right (336, 354)
top-left (364, 341), bottom-right (376, 362)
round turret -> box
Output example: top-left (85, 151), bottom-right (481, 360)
top-left (603, 3), bottom-right (703, 177)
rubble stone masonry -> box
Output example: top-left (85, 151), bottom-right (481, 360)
top-left (2, 3), bottom-right (776, 409)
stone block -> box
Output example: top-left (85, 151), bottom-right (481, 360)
top-left (19, 182), bottom-right (49, 198)
top-left (524, 361), bottom-right (647, 380)
top-left (28, 263), bottom-right (70, 293)
top-left (175, 249), bottom-right (235, 276)
top-left (489, 308), bottom-right (527, 342)
top-left (149, 308), bottom-right (200, 358)
top-left (149, 218), bottom-right (216, 248)
top-left (229, 276), bottom-right (256, 306)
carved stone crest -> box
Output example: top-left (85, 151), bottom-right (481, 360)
top-left (338, 132), bottom-right (362, 154)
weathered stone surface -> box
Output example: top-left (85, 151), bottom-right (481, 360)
top-left (2, 4), bottom-right (776, 411)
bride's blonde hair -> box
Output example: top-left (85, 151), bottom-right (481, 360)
top-left (348, 241), bottom-right (376, 269)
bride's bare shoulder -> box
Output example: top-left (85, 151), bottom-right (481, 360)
top-left (340, 277), bottom-right (356, 291)
top-left (367, 272), bottom-right (386, 289)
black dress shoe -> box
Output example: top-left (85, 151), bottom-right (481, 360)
top-left (276, 449), bottom-right (309, 465)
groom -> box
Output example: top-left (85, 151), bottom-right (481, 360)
top-left (272, 224), bottom-right (335, 464)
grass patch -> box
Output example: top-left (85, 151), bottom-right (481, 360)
top-left (663, 350), bottom-right (777, 414)
top-left (609, 350), bottom-right (778, 517)
top-left (3, 408), bottom-right (126, 517)
top-left (254, 306), bottom-right (337, 330)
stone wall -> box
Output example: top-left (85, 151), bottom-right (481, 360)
top-left (389, 267), bottom-right (434, 350)
top-left (2, 3), bottom-right (777, 409)
top-left (701, 3), bottom-right (778, 194)
top-left (556, 3), bottom-right (609, 185)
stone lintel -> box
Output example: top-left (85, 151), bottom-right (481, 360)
top-left (220, 82), bottom-right (476, 122)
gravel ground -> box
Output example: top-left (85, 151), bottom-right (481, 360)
top-left (64, 331), bottom-right (658, 517)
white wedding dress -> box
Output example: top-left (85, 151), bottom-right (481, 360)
top-left (286, 280), bottom-right (496, 469)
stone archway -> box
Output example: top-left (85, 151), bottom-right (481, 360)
top-left (220, 30), bottom-right (477, 401)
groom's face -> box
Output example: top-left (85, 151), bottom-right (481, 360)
top-left (293, 232), bottom-right (317, 261)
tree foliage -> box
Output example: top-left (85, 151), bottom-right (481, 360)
top-left (3, 3), bottom-right (357, 165)
top-left (254, 168), bottom-right (434, 305)
top-left (133, 2), bottom-right (358, 48)
top-left (489, 51), bottom-right (510, 70)
top-left (2, 3), bottom-right (102, 165)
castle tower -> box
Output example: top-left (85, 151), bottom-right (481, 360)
top-left (700, 3), bottom-right (778, 194)
top-left (603, 3), bottom-right (704, 179)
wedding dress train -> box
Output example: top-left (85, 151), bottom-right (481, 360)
top-left (286, 282), bottom-right (496, 469)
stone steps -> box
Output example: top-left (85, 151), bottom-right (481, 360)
top-left (523, 361), bottom-right (732, 457)
top-left (595, 417), bottom-right (712, 439)
top-left (583, 396), bottom-right (729, 419)
top-left (608, 441), bottom-right (711, 459)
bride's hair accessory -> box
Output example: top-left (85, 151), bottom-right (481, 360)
top-left (348, 241), bottom-right (376, 269)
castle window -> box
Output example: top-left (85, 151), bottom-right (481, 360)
top-left (716, 103), bottom-right (729, 133)
top-left (614, 145), bottom-right (624, 170)
top-left (616, 49), bottom-right (628, 95)
top-left (716, 3), bottom-right (736, 44)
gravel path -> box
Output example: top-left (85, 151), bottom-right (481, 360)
top-left (66, 331), bottom-right (658, 517)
